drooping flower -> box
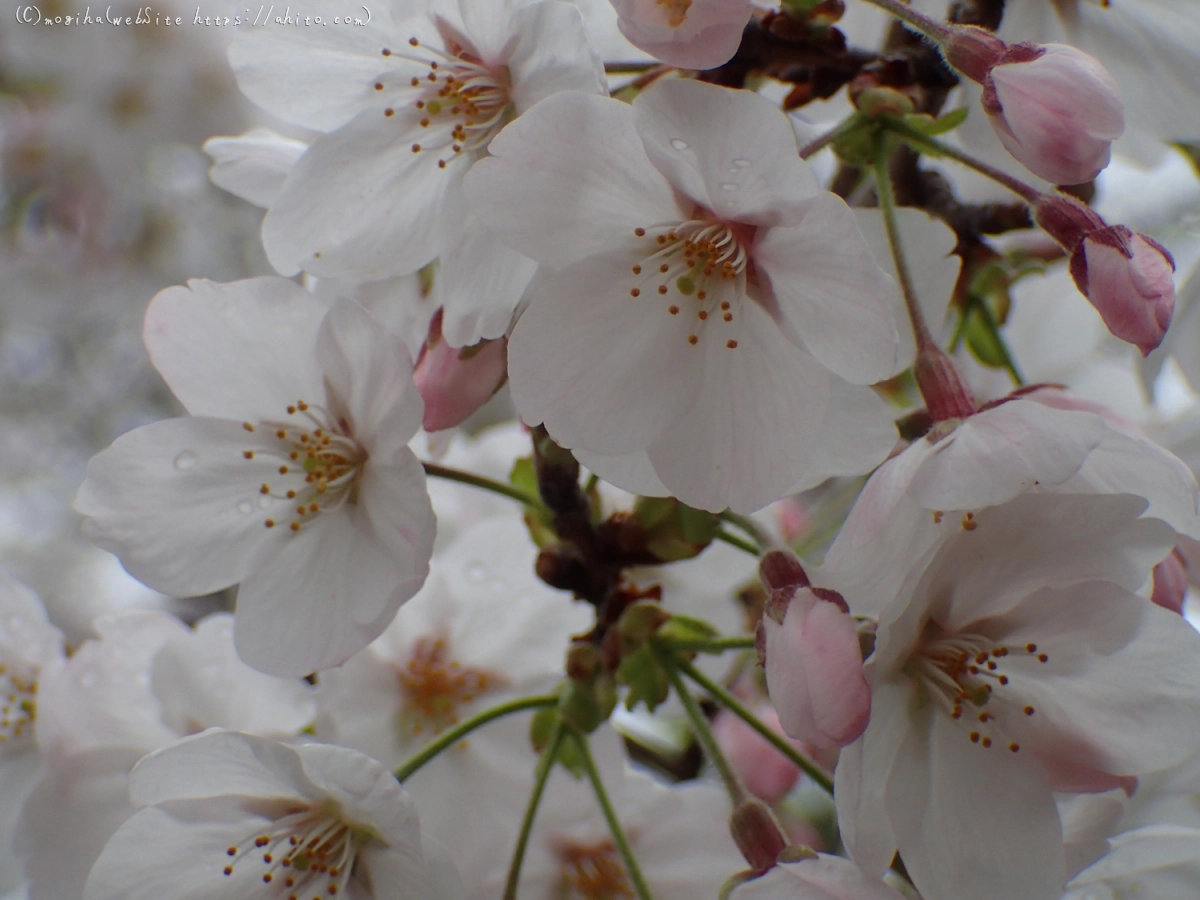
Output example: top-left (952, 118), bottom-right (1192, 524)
top-left (608, 0), bottom-right (754, 70)
top-left (465, 78), bottom-right (901, 512)
top-left (835, 493), bottom-right (1200, 900)
top-left (74, 278), bottom-right (436, 676)
top-left (82, 729), bottom-right (462, 900)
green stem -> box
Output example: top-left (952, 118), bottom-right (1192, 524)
top-left (583, 472), bottom-right (600, 494)
top-left (718, 511), bottom-right (772, 551)
top-left (656, 646), bottom-right (747, 806)
top-left (572, 732), bottom-right (656, 900)
top-left (882, 117), bottom-right (1043, 203)
top-left (797, 116), bottom-right (867, 160)
top-left (715, 529), bottom-right (760, 557)
top-left (873, 132), bottom-right (935, 353)
top-left (858, 0), bottom-right (949, 42)
top-left (674, 655), bottom-right (835, 796)
top-left (503, 722), bottom-right (566, 900)
top-left (394, 695), bottom-right (558, 782)
top-left (662, 635), bottom-right (757, 655)
top-left (422, 461), bottom-right (544, 510)
top-left (604, 60), bottom-right (662, 74)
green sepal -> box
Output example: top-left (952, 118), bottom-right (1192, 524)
top-left (632, 497), bottom-right (720, 562)
top-left (657, 614), bottom-right (721, 648)
top-left (616, 645), bottom-right (671, 713)
top-left (511, 456), bottom-right (557, 547)
top-left (900, 107), bottom-right (968, 138)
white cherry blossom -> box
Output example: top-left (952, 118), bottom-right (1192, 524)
top-left (835, 493), bottom-right (1200, 900)
top-left (465, 79), bottom-right (901, 512)
top-left (82, 729), bottom-right (462, 900)
top-left (74, 278), bottom-right (436, 676)
top-left (732, 854), bottom-right (907, 900)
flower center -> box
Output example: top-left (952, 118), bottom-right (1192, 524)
top-left (243, 400), bottom-right (365, 534)
top-left (657, 0), bottom-right (692, 28)
top-left (907, 630), bottom-right (1049, 753)
top-left (554, 838), bottom-right (634, 900)
top-left (397, 637), bottom-right (500, 738)
top-left (628, 219), bottom-right (752, 349)
top-left (379, 37), bottom-right (511, 170)
top-left (0, 660), bottom-right (37, 750)
top-left (221, 803), bottom-right (370, 897)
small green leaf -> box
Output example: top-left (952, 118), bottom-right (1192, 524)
top-left (616, 646), bottom-right (671, 713)
top-left (657, 614), bottom-right (721, 647)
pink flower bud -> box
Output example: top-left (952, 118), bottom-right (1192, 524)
top-left (982, 43), bottom-right (1124, 186)
top-left (1069, 226), bottom-right (1175, 356)
top-left (763, 587), bottom-right (870, 749)
top-left (1151, 549), bottom-right (1189, 616)
top-left (940, 24), bottom-right (1006, 84)
top-left (413, 310), bottom-right (508, 432)
top-left (714, 703), bottom-right (811, 804)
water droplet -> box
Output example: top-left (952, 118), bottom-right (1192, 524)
top-left (237, 500), bottom-right (253, 515)
top-left (720, 182), bottom-right (738, 191)
top-left (258, 496), bottom-right (273, 510)
top-left (78, 669), bottom-right (98, 689)
top-left (669, 138), bottom-right (689, 150)
top-left (490, 579), bottom-right (507, 594)
top-left (465, 562), bottom-right (487, 583)
top-left (174, 451), bottom-right (198, 471)
top-left (733, 158), bottom-right (751, 168)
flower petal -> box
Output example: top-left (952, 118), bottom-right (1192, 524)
top-left (202, 128), bottom-right (307, 209)
top-left (437, 224), bottom-right (538, 347)
top-left (612, 0), bottom-right (753, 70)
top-left (508, 1), bottom-right (606, 113)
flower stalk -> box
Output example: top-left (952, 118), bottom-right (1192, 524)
top-left (503, 720), bottom-right (568, 900)
top-left (422, 461), bottom-right (545, 511)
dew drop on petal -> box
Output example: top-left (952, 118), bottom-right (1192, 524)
top-left (465, 562), bottom-right (487, 583)
top-left (173, 450), bottom-right (198, 471)
top-left (78, 669), bottom-right (98, 689)
top-left (490, 579), bottom-right (507, 594)
top-left (720, 183), bottom-right (738, 191)
top-left (258, 496), bottom-right (273, 510)
top-left (669, 138), bottom-right (689, 150)
top-left (733, 158), bottom-right (751, 167)
top-left (237, 500), bottom-right (253, 515)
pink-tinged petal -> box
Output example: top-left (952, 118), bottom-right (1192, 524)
top-left (228, 0), bottom-right (410, 131)
top-left (884, 707), bottom-right (1064, 900)
top-left (74, 418), bottom-right (293, 598)
top-left (713, 705), bottom-right (805, 804)
top-left (508, 256), bottom-right (701, 457)
top-left (1079, 231), bottom-right (1176, 355)
top-left (987, 44), bottom-right (1124, 185)
top-left (415, 332), bottom-right (508, 433)
top-left (612, 0), bottom-right (753, 70)
top-left (1151, 550), bottom-right (1189, 615)
top-left (765, 590), bottom-right (870, 749)
top-left (142, 278), bottom-right (328, 421)
top-left (756, 193), bottom-right (900, 383)
top-left (315, 299), bottom-right (425, 456)
top-left (149, 615), bottom-right (316, 738)
top-left (574, 448), bottom-right (672, 497)
top-left (262, 108), bottom-right (469, 279)
top-left (438, 226), bottom-right (538, 347)
top-left (456, 0), bottom-right (521, 65)
top-left (508, 1), bottom-right (607, 113)
top-left (733, 854), bottom-right (908, 900)
top-left (647, 298), bottom-right (894, 513)
top-left (633, 79), bottom-right (819, 226)
top-left (21, 747), bottom-right (145, 900)
top-left (905, 400), bottom-right (1108, 512)
top-left (463, 92), bottom-right (685, 269)
top-left (985, 581), bottom-right (1200, 780)
top-left (203, 128), bottom-right (307, 209)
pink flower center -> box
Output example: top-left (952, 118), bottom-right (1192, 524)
top-left (0, 660), bottom-right (37, 749)
top-left (397, 636), bottom-right (502, 738)
top-left (907, 630), bottom-right (1049, 753)
top-left (242, 400), bottom-right (365, 534)
top-left (379, 37), bottom-right (512, 170)
top-left (553, 837), bottom-right (635, 899)
top-left (221, 803), bottom-right (369, 897)
top-left (628, 218), bottom-right (754, 349)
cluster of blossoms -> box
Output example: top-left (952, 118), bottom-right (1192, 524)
top-left (7, 1), bottom-right (1200, 899)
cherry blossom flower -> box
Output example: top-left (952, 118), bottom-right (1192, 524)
top-left (835, 493), bottom-right (1200, 900)
top-left (229, 0), bottom-right (603, 349)
top-left (413, 310), bottom-right (509, 432)
top-left (82, 729), bottom-right (462, 900)
top-left (465, 79), bottom-right (900, 512)
top-left (17, 612), bottom-right (315, 900)
top-left (74, 278), bottom-right (436, 676)
top-left (608, 0), bottom-right (754, 70)
top-left (732, 854), bottom-right (907, 900)
top-left (1074, 227), bottom-right (1176, 356)
top-left (0, 573), bottom-right (64, 897)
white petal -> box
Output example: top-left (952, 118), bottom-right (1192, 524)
top-left (507, 1), bottom-right (607, 113)
top-left (142, 278), bottom-right (328, 421)
top-left (884, 708), bottom-right (1064, 900)
top-left (1068, 825), bottom-right (1200, 899)
top-left (755, 193), bottom-right (901, 383)
top-left (633, 79), bottom-right (820, 226)
top-left (508, 257), bottom-right (701, 456)
top-left (456, 0), bottom-right (520, 63)
top-left (262, 109), bottom-right (468, 279)
top-left (734, 855), bottom-right (907, 900)
top-left (463, 91), bottom-right (685, 269)
top-left (648, 299), bottom-right (894, 513)
top-left (315, 299), bottom-right (425, 454)
top-left (203, 128), bottom-right (307, 208)
top-left (437, 224), bottom-right (538, 347)
top-left (574, 448), bottom-right (671, 497)
top-left (75, 418), bottom-right (292, 598)
top-left (228, 0), bottom-right (412, 131)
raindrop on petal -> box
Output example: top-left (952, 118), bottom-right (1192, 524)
top-left (173, 451), bottom-right (198, 471)
top-left (720, 183), bottom-right (738, 191)
top-left (733, 158), bottom-right (751, 167)
top-left (669, 138), bottom-right (689, 150)
top-left (465, 562), bottom-right (487, 583)
top-left (237, 500), bottom-right (253, 515)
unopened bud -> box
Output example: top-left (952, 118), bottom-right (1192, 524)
top-left (413, 309), bottom-right (508, 432)
top-left (1151, 549), bottom-right (1189, 616)
top-left (759, 550), bottom-right (810, 594)
top-left (1033, 194), bottom-right (1107, 252)
top-left (940, 24), bottom-right (1006, 83)
top-left (730, 800), bottom-right (790, 874)
top-left (982, 43), bottom-right (1123, 185)
top-left (914, 344), bottom-right (978, 422)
